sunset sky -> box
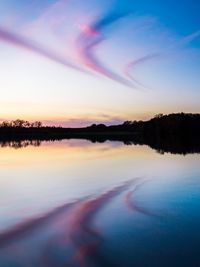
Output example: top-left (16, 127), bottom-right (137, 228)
top-left (0, 0), bottom-right (199, 127)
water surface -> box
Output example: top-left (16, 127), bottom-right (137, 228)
top-left (0, 140), bottom-right (200, 267)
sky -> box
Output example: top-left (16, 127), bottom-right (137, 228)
top-left (0, 0), bottom-right (199, 126)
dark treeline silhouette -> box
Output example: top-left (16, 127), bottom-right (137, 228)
top-left (0, 119), bottom-right (42, 128)
top-left (0, 113), bottom-right (200, 154)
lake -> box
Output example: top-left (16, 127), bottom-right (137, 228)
top-left (0, 139), bottom-right (200, 267)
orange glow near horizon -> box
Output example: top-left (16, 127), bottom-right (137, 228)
top-left (1, 98), bottom-right (200, 127)
top-left (0, 0), bottom-right (199, 128)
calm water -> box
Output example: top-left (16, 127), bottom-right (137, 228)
top-left (0, 140), bottom-right (200, 267)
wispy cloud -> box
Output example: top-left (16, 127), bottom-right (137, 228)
top-left (0, 0), bottom-right (199, 91)
top-left (0, 26), bottom-right (85, 72)
top-left (76, 11), bottom-right (135, 87)
top-left (42, 115), bottom-right (124, 127)
top-left (124, 30), bottom-right (200, 89)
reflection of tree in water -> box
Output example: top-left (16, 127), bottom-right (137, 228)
top-left (0, 140), bottom-right (41, 149)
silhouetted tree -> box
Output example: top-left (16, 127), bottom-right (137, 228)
top-left (123, 121), bottom-right (132, 126)
top-left (0, 121), bottom-right (10, 127)
top-left (32, 121), bottom-right (42, 128)
top-left (0, 120), bottom-right (43, 128)
top-left (154, 113), bottom-right (164, 119)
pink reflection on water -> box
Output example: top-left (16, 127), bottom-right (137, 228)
top-left (0, 177), bottom-right (149, 266)
top-left (125, 180), bottom-right (161, 218)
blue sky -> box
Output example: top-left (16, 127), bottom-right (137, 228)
top-left (0, 0), bottom-right (199, 126)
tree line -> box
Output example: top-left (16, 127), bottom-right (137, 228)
top-left (0, 113), bottom-right (199, 154)
top-left (0, 119), bottom-right (42, 128)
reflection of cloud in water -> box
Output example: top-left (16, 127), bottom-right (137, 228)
top-left (0, 177), bottom-right (157, 266)
top-left (125, 179), bottom-right (162, 219)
